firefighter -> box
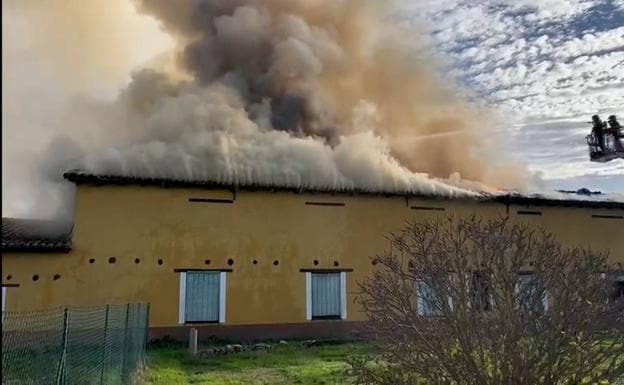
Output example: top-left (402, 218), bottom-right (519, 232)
top-left (592, 115), bottom-right (605, 152)
top-left (608, 115), bottom-right (622, 137)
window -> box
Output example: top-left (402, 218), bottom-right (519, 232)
top-left (2, 285), bottom-right (19, 314)
top-left (614, 283), bottom-right (624, 301)
top-left (306, 272), bottom-right (347, 320)
top-left (516, 273), bottom-right (548, 312)
top-left (178, 271), bottom-right (226, 324)
top-left (472, 272), bottom-right (493, 311)
top-left (417, 279), bottom-right (451, 317)
top-left (611, 275), bottom-right (624, 302)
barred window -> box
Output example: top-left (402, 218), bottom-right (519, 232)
top-left (306, 272), bottom-right (347, 320)
top-left (178, 271), bottom-right (226, 324)
top-left (417, 280), bottom-right (449, 317)
top-left (516, 273), bottom-right (548, 312)
top-left (611, 275), bottom-right (624, 302)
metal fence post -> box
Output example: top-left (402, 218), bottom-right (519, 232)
top-left (144, 303), bottom-right (150, 347)
top-left (99, 305), bottom-right (110, 385)
top-left (121, 303), bottom-right (130, 383)
top-left (143, 304), bottom-right (150, 368)
top-left (55, 307), bottom-right (70, 385)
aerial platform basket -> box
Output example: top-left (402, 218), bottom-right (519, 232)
top-left (586, 133), bottom-right (624, 162)
top-left (586, 114), bottom-right (624, 163)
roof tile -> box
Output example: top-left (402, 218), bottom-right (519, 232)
top-left (2, 218), bottom-right (72, 253)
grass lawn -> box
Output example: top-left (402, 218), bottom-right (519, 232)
top-left (144, 341), bottom-right (371, 385)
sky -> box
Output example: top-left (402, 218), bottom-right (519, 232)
top-left (403, 0), bottom-right (624, 193)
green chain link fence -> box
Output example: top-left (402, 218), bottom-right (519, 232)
top-left (2, 303), bottom-right (150, 385)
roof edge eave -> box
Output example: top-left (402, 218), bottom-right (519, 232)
top-left (1, 245), bottom-right (72, 254)
top-left (62, 171), bottom-right (478, 201)
top-left (62, 171), bottom-right (624, 210)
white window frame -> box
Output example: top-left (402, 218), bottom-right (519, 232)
top-left (306, 272), bottom-right (347, 321)
top-left (178, 271), bottom-right (227, 324)
top-left (2, 286), bottom-right (6, 312)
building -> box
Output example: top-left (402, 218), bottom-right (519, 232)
top-left (2, 171), bottom-right (623, 340)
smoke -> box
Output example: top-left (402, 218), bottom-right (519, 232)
top-left (3, 0), bottom-right (532, 221)
top-left (2, 0), bottom-right (174, 220)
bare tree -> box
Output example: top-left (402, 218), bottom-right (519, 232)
top-left (353, 216), bottom-right (624, 385)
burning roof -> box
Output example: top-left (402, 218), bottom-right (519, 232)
top-left (63, 171), bottom-right (624, 210)
top-left (4, 0), bottom-right (621, 227)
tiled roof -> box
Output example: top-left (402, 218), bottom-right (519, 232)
top-left (62, 170), bottom-right (460, 198)
top-left (2, 218), bottom-right (72, 253)
top-left (63, 171), bottom-right (624, 210)
top-left (491, 194), bottom-right (624, 210)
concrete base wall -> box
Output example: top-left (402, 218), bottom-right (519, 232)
top-left (149, 321), bottom-right (364, 343)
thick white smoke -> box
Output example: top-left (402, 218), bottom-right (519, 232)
top-left (4, 0), bottom-right (534, 222)
top-left (81, 80), bottom-right (478, 196)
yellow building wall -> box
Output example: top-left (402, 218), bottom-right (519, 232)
top-left (2, 185), bottom-right (623, 328)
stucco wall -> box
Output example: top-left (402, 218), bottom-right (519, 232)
top-left (2, 185), bottom-right (623, 329)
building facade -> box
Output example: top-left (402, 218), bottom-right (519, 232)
top-left (2, 172), bottom-right (623, 340)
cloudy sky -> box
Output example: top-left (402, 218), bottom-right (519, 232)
top-left (404, 0), bottom-right (624, 193)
